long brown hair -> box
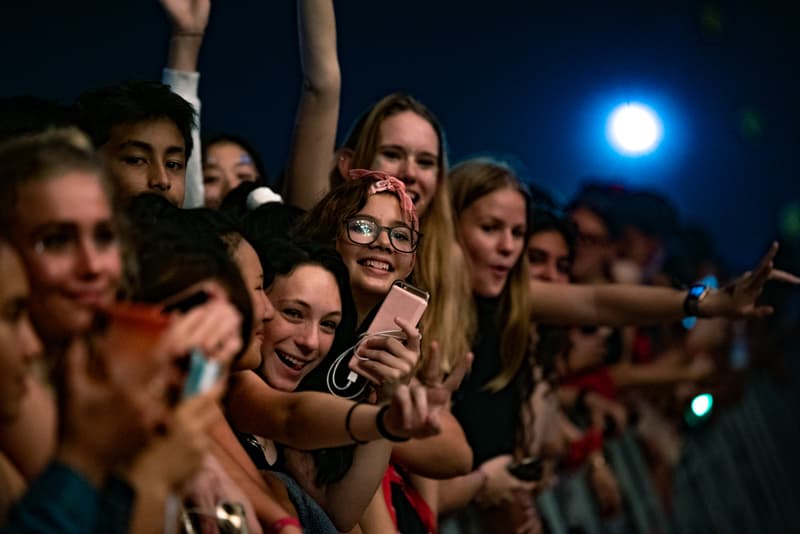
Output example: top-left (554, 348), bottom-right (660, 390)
top-left (450, 158), bottom-right (533, 392)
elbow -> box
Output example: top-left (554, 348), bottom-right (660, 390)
top-left (444, 443), bottom-right (474, 478)
top-left (303, 66), bottom-right (341, 98)
top-left (330, 511), bottom-right (360, 533)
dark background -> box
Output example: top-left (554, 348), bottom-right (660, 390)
top-left (2, 1), bottom-right (798, 269)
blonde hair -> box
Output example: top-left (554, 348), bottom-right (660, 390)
top-left (449, 158), bottom-right (533, 392)
top-left (0, 127), bottom-right (109, 222)
top-left (332, 94), bottom-right (474, 373)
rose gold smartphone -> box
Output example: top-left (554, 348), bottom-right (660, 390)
top-left (366, 280), bottom-right (430, 338)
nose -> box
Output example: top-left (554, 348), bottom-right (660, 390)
top-left (295, 326), bottom-right (320, 356)
top-left (399, 157), bottom-right (417, 185)
top-left (261, 291), bottom-right (275, 322)
top-left (542, 261), bottom-right (560, 282)
top-left (148, 163), bottom-right (171, 192)
top-left (76, 238), bottom-right (102, 277)
top-left (371, 226), bottom-right (393, 252)
top-left (498, 229), bottom-right (515, 255)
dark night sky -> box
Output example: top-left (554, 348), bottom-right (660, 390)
top-left (2, 1), bottom-right (799, 268)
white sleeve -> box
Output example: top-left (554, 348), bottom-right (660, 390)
top-left (162, 68), bottom-right (204, 208)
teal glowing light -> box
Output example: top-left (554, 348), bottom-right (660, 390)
top-left (684, 392), bottom-right (715, 427)
top-left (691, 393), bottom-right (714, 417)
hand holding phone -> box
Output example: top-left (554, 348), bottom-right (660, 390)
top-left (506, 457), bottom-right (544, 482)
top-left (347, 281), bottom-right (429, 397)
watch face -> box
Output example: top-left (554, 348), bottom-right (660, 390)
top-left (689, 284), bottom-right (707, 297)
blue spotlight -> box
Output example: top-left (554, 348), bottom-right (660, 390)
top-left (607, 102), bottom-right (663, 156)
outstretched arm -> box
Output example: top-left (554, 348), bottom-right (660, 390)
top-left (283, 0), bottom-right (340, 209)
top-left (531, 243), bottom-right (799, 326)
top-left (160, 0), bottom-right (210, 208)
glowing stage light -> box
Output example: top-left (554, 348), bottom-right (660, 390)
top-left (607, 103), bottom-right (663, 156)
top-left (684, 392), bottom-right (714, 427)
top-left (691, 393), bottom-right (713, 417)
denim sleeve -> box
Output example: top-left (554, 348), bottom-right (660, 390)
top-left (1, 463), bottom-right (135, 534)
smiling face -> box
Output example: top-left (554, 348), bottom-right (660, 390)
top-left (11, 172), bottom-right (122, 342)
top-left (0, 243), bottom-right (42, 422)
top-left (231, 239), bottom-right (274, 371)
top-left (259, 264), bottom-right (342, 392)
top-left (458, 187), bottom-right (527, 297)
top-left (203, 142), bottom-right (259, 209)
top-left (336, 193), bottom-right (416, 318)
top-left (528, 230), bottom-right (571, 284)
top-left (370, 111), bottom-right (440, 218)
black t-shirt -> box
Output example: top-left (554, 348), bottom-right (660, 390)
top-left (452, 296), bottom-right (520, 469)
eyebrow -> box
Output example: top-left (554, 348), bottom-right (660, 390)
top-left (118, 139), bottom-right (154, 152)
top-left (118, 139), bottom-right (185, 157)
top-left (278, 298), bottom-right (310, 310)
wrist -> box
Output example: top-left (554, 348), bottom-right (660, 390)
top-left (376, 404), bottom-right (410, 442)
top-left (171, 30), bottom-right (204, 38)
top-left (473, 467), bottom-right (488, 500)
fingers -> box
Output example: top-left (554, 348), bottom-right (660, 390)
top-left (442, 352), bottom-right (473, 392)
top-left (769, 269), bottom-right (800, 284)
top-left (161, 300), bottom-right (242, 363)
top-left (411, 384), bottom-right (429, 428)
top-left (746, 242), bottom-right (779, 289)
top-left (392, 385), bottom-right (413, 432)
top-left (356, 349), bottom-right (414, 380)
top-left (421, 340), bottom-right (441, 386)
top-left (394, 317), bottom-right (422, 353)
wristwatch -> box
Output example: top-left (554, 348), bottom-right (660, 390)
top-left (683, 283), bottom-right (710, 318)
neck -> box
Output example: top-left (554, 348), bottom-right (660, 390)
top-left (353, 290), bottom-right (381, 327)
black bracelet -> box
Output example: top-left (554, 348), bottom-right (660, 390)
top-left (375, 404), bottom-right (410, 442)
top-left (345, 402), bottom-right (368, 445)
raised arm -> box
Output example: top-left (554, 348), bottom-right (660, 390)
top-left (531, 243), bottom-right (799, 326)
top-left (283, 0), bottom-right (341, 209)
top-left (160, 0), bottom-right (210, 208)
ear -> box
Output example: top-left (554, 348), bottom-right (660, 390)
top-left (336, 148), bottom-right (355, 181)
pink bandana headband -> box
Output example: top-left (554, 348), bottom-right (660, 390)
top-left (348, 169), bottom-right (419, 230)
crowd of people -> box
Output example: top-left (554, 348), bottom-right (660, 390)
top-left (1, 1), bottom-right (797, 533)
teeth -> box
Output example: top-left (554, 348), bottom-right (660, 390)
top-left (276, 350), bottom-right (306, 371)
top-left (362, 259), bottom-right (391, 271)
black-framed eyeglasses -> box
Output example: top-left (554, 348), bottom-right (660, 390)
top-left (344, 217), bottom-right (421, 253)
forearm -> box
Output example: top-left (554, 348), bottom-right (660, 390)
top-left (530, 281), bottom-right (686, 326)
top-left (167, 33), bottom-right (203, 72)
top-left (126, 480), bottom-right (170, 534)
top-left (297, 0), bottom-right (340, 93)
top-left (437, 470), bottom-right (485, 516)
top-left (226, 371), bottom-right (390, 450)
top-left (324, 441), bottom-right (393, 530)
top-left (285, 0), bottom-right (340, 209)
top-left (357, 486), bottom-right (396, 534)
top-left (391, 411), bottom-right (473, 479)
top-left (610, 359), bottom-right (693, 387)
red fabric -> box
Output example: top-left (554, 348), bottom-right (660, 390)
top-left (562, 367), bottom-right (618, 400)
top-left (381, 463), bottom-right (437, 534)
top-left (563, 428), bottom-right (604, 471)
top-left (633, 328), bottom-right (654, 363)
